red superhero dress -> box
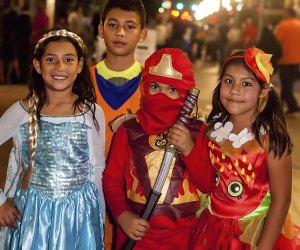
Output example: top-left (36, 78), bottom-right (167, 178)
top-left (190, 121), bottom-right (300, 250)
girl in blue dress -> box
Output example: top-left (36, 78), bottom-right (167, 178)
top-left (0, 29), bottom-right (105, 249)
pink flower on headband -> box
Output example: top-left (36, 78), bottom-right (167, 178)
top-left (244, 47), bottom-right (274, 88)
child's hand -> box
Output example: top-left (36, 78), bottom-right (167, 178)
top-left (117, 211), bottom-right (149, 241)
top-left (0, 199), bottom-right (22, 228)
top-left (167, 123), bottom-right (194, 157)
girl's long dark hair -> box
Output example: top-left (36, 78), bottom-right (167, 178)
top-left (20, 30), bottom-right (100, 190)
top-left (28, 32), bottom-right (99, 130)
top-left (206, 51), bottom-right (292, 158)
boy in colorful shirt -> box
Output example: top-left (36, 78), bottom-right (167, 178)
top-left (89, 0), bottom-right (148, 248)
top-left (90, 0), bottom-right (148, 156)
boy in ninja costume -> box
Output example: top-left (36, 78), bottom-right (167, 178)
top-left (103, 48), bottom-right (215, 249)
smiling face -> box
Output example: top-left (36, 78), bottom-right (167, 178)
top-left (33, 40), bottom-right (83, 94)
top-left (99, 8), bottom-right (147, 57)
top-left (220, 64), bottom-right (267, 122)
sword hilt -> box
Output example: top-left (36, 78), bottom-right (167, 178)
top-left (165, 87), bottom-right (200, 152)
top-left (177, 87), bottom-right (200, 125)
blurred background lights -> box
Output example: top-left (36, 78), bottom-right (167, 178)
top-left (236, 3), bottom-right (243, 11)
top-left (158, 7), bottom-right (165, 13)
top-left (194, 0), bottom-right (220, 21)
top-left (176, 2), bottom-right (184, 10)
top-left (181, 10), bottom-right (192, 21)
top-left (162, 0), bottom-right (172, 9)
top-left (171, 9), bottom-right (180, 17)
top-left (191, 4), bottom-right (198, 12)
top-left (194, 0), bottom-right (244, 20)
top-left (222, 0), bottom-right (232, 11)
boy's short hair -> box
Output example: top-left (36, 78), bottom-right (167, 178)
top-left (101, 0), bottom-right (146, 29)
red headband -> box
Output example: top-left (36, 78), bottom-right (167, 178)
top-left (224, 47), bottom-right (274, 89)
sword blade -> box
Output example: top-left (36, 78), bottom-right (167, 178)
top-left (153, 148), bottom-right (177, 192)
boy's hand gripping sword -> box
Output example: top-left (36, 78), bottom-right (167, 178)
top-left (123, 87), bottom-right (200, 250)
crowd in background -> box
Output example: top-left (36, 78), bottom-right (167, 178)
top-left (155, 10), bottom-right (280, 69)
top-left (0, 0), bottom-right (96, 85)
top-left (0, 0), bottom-right (49, 84)
top-left (0, 0), bottom-right (299, 97)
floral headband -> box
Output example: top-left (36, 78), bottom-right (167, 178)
top-left (34, 29), bottom-right (86, 54)
top-left (224, 47), bottom-right (274, 89)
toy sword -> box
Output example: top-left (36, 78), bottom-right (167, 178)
top-left (123, 87), bottom-right (200, 250)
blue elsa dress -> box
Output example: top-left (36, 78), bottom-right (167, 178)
top-left (0, 102), bottom-right (105, 250)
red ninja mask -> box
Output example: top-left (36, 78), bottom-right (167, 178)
top-left (137, 48), bottom-right (195, 135)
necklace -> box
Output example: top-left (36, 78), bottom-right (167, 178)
top-left (210, 121), bottom-right (255, 148)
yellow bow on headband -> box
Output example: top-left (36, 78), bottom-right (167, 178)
top-left (255, 52), bottom-right (274, 83)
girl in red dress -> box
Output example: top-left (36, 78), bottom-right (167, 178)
top-left (169, 47), bottom-right (299, 249)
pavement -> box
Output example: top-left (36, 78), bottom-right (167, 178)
top-left (0, 61), bottom-right (299, 227)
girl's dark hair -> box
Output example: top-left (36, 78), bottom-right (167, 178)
top-left (28, 29), bottom-right (99, 130)
top-left (101, 0), bottom-right (146, 29)
top-left (19, 30), bottom-right (100, 190)
top-left (206, 50), bottom-right (292, 158)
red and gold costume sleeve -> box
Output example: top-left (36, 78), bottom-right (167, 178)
top-left (103, 125), bottom-right (132, 219)
top-left (181, 123), bottom-right (215, 194)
